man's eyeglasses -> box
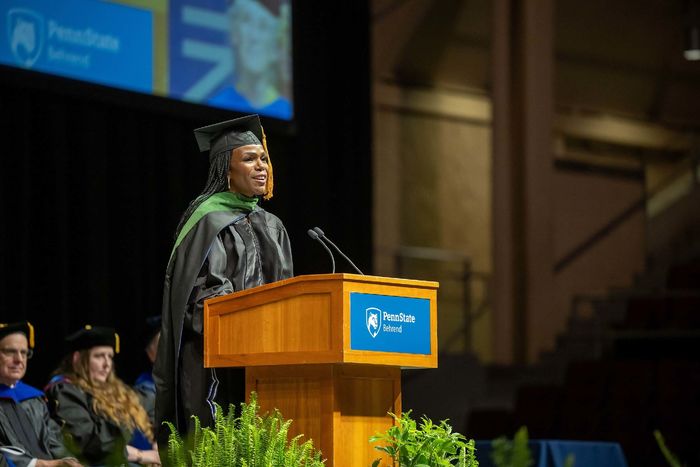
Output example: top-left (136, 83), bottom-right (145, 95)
top-left (0, 348), bottom-right (33, 359)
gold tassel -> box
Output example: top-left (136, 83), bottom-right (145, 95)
top-left (27, 322), bottom-right (34, 349)
top-left (261, 127), bottom-right (274, 200)
top-left (114, 332), bottom-right (120, 354)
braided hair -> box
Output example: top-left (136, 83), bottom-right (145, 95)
top-left (173, 149), bottom-right (231, 240)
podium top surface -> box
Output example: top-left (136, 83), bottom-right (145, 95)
top-left (205, 273), bottom-right (439, 306)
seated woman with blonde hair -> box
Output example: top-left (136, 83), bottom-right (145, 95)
top-left (45, 326), bottom-right (160, 466)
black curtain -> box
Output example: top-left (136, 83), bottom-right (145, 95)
top-left (0, 0), bottom-right (371, 388)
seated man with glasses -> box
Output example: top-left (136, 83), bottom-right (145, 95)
top-left (0, 322), bottom-right (81, 467)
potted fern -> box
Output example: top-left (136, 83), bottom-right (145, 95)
top-left (369, 410), bottom-right (479, 466)
top-left (165, 392), bottom-right (324, 466)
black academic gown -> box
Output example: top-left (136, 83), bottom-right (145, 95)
top-left (45, 377), bottom-right (131, 466)
top-left (153, 205), bottom-right (293, 445)
top-left (0, 382), bottom-right (68, 467)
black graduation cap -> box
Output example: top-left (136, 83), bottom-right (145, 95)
top-left (65, 325), bottom-right (120, 354)
top-left (194, 114), bottom-right (264, 157)
top-left (0, 322), bottom-right (34, 349)
top-left (193, 114), bottom-right (275, 200)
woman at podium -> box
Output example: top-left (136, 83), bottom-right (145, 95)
top-left (153, 114), bottom-right (294, 445)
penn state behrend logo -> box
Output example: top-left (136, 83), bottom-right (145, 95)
top-left (366, 307), bottom-right (382, 338)
top-left (7, 8), bottom-right (44, 68)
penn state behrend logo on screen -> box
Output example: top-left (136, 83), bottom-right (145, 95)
top-left (7, 8), bottom-right (44, 68)
top-left (366, 307), bottom-right (382, 338)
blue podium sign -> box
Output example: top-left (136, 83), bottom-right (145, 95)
top-left (350, 292), bottom-right (431, 354)
top-left (0, 0), bottom-right (152, 93)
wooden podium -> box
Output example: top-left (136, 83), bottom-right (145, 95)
top-left (204, 273), bottom-right (438, 466)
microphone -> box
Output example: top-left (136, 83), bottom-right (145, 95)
top-left (313, 227), bottom-right (365, 275)
top-left (307, 229), bottom-right (335, 273)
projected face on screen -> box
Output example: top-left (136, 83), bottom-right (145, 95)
top-left (169, 0), bottom-right (293, 120)
top-left (223, 0), bottom-right (292, 117)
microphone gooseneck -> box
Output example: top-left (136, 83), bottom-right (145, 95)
top-left (307, 229), bottom-right (335, 273)
top-left (313, 226), bottom-right (365, 275)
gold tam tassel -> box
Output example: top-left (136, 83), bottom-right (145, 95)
top-left (261, 127), bottom-right (274, 200)
top-left (27, 322), bottom-right (34, 348)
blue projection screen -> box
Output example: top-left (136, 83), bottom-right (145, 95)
top-left (0, 0), bottom-right (294, 120)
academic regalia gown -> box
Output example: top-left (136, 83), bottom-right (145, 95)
top-left (153, 197), bottom-right (293, 445)
top-left (0, 382), bottom-right (67, 467)
top-left (44, 377), bottom-right (133, 465)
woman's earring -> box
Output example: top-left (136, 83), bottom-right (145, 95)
top-left (227, 175), bottom-right (231, 191)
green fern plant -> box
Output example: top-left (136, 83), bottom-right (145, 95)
top-left (491, 426), bottom-right (533, 467)
top-left (369, 410), bottom-right (479, 466)
top-left (165, 392), bottom-right (324, 467)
